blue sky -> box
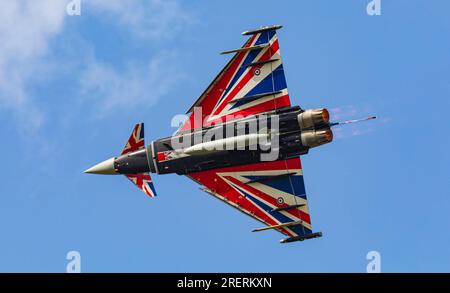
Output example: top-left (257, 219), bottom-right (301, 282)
top-left (0, 0), bottom-right (449, 272)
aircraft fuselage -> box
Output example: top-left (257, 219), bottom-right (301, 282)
top-left (113, 106), bottom-right (333, 176)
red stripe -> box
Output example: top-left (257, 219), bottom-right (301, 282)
top-left (213, 39), bottom-right (280, 115)
top-left (225, 176), bottom-right (311, 225)
top-left (229, 94), bottom-right (290, 118)
top-left (190, 167), bottom-right (296, 237)
top-left (179, 35), bottom-right (258, 132)
top-left (189, 158), bottom-right (305, 237)
top-left (202, 94), bottom-right (290, 126)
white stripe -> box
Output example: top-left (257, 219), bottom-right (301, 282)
top-left (209, 34), bottom-right (282, 120)
top-left (209, 33), bottom-right (262, 117)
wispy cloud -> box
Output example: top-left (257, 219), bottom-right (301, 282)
top-left (329, 105), bottom-right (358, 121)
top-left (0, 0), bottom-right (67, 133)
top-left (329, 105), bottom-right (380, 139)
top-left (78, 0), bottom-right (193, 116)
top-left (86, 0), bottom-right (195, 41)
top-left (79, 52), bottom-right (184, 117)
top-left (0, 0), bottom-right (194, 134)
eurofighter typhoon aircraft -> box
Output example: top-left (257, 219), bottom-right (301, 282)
top-left (85, 25), bottom-right (375, 243)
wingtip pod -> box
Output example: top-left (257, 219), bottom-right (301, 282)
top-left (242, 24), bottom-right (283, 35)
top-left (279, 232), bottom-right (323, 244)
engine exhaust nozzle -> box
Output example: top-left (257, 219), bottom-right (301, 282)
top-left (297, 108), bottom-right (330, 130)
top-left (301, 128), bottom-right (333, 148)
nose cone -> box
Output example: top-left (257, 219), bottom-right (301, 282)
top-left (84, 157), bottom-right (117, 175)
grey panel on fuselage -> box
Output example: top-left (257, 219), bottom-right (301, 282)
top-left (151, 106), bottom-right (310, 175)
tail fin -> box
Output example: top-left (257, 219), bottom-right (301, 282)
top-left (122, 123), bottom-right (157, 198)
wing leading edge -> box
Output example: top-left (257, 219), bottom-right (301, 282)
top-left (178, 25), bottom-right (292, 133)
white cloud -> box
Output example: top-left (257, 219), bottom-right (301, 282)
top-left (79, 52), bottom-right (183, 117)
top-left (86, 0), bottom-right (194, 40)
top-left (77, 0), bottom-right (194, 116)
top-left (0, 0), bottom-right (193, 133)
top-left (0, 0), bottom-right (67, 131)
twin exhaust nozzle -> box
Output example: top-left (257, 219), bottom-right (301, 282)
top-left (298, 108), bottom-right (333, 148)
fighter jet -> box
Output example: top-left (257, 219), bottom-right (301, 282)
top-left (85, 25), bottom-right (375, 243)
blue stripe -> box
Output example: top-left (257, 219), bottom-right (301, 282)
top-left (272, 64), bottom-right (287, 91)
top-left (148, 182), bottom-right (157, 197)
top-left (267, 30), bottom-right (276, 41)
top-left (217, 33), bottom-right (268, 106)
top-left (230, 63), bottom-right (287, 109)
top-left (230, 72), bottom-right (273, 109)
top-left (256, 31), bottom-right (270, 45)
top-left (234, 184), bottom-right (311, 237)
top-left (139, 123), bottom-right (145, 139)
top-left (243, 175), bottom-right (307, 199)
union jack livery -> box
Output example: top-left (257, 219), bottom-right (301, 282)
top-left (120, 123), bottom-right (157, 197)
top-left (121, 123), bottom-right (145, 155)
top-left (85, 25), bottom-right (375, 243)
top-left (188, 158), bottom-right (313, 240)
top-left (178, 25), bottom-right (291, 131)
top-left (125, 173), bottom-right (156, 198)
